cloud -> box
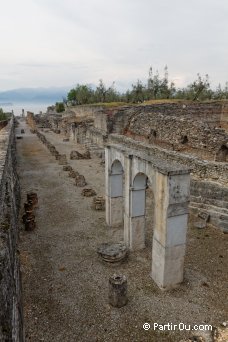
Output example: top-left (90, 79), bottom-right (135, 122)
top-left (0, 0), bottom-right (227, 90)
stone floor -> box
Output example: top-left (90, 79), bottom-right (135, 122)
top-left (17, 121), bottom-right (228, 342)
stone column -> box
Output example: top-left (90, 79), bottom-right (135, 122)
top-left (123, 155), bottom-right (132, 247)
top-left (151, 171), bottom-right (190, 289)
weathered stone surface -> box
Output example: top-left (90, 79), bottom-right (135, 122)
top-left (70, 150), bottom-right (91, 160)
top-left (27, 192), bottom-right (38, 207)
top-left (75, 175), bottom-right (87, 187)
top-left (24, 218), bottom-right (36, 231)
top-left (92, 196), bottom-right (105, 210)
top-left (58, 154), bottom-right (67, 165)
top-left (108, 274), bottom-right (128, 308)
top-left (24, 201), bottom-right (33, 211)
top-left (63, 165), bottom-right (72, 172)
top-left (0, 118), bottom-right (23, 341)
top-left (81, 188), bottom-right (97, 197)
top-left (69, 170), bottom-right (79, 178)
top-left (97, 243), bottom-right (128, 263)
top-left (194, 220), bottom-right (207, 229)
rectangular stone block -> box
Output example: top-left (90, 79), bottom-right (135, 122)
top-left (105, 196), bottom-right (123, 226)
top-left (154, 214), bottom-right (188, 247)
top-left (166, 214), bottom-right (188, 247)
top-left (129, 216), bottom-right (145, 250)
top-left (168, 174), bottom-right (190, 204)
top-left (151, 238), bottom-right (186, 289)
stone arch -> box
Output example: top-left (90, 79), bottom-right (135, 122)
top-left (111, 159), bottom-right (123, 174)
top-left (131, 172), bottom-right (155, 249)
top-left (105, 144), bottom-right (191, 289)
top-left (131, 172), bottom-right (147, 217)
top-left (106, 158), bottom-right (124, 226)
top-left (110, 159), bottom-right (124, 198)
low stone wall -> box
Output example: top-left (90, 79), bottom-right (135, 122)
top-left (0, 118), bottom-right (23, 341)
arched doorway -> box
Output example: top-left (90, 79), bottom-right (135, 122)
top-left (129, 172), bottom-right (148, 249)
top-left (105, 159), bottom-right (124, 226)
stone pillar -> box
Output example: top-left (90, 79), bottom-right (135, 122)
top-left (151, 172), bottom-right (190, 289)
top-left (105, 147), bottom-right (123, 226)
top-left (123, 155), bottom-right (132, 247)
top-left (108, 274), bottom-right (128, 308)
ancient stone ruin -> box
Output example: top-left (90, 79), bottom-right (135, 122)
top-left (1, 101), bottom-right (227, 341)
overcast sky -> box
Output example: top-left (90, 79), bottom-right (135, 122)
top-left (0, 0), bottom-right (227, 91)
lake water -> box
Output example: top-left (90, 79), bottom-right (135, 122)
top-left (0, 102), bottom-right (54, 116)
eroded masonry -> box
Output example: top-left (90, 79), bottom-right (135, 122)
top-left (26, 101), bottom-right (228, 289)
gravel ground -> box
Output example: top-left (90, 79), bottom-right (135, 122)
top-left (16, 121), bottom-right (228, 342)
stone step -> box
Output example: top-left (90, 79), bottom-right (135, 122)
top-left (190, 201), bottom-right (228, 216)
top-left (190, 202), bottom-right (228, 232)
top-left (191, 195), bottom-right (228, 210)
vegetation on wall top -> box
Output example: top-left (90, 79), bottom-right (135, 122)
top-left (66, 66), bottom-right (228, 106)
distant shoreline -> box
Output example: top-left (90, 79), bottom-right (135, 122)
top-left (0, 102), bottom-right (13, 106)
top-left (0, 102), bottom-right (53, 116)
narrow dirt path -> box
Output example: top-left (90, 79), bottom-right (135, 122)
top-left (16, 121), bottom-right (228, 342)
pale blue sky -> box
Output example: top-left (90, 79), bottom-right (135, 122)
top-left (0, 0), bottom-right (227, 91)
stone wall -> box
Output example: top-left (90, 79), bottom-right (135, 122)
top-left (0, 118), bottom-right (23, 341)
top-left (190, 179), bottom-right (228, 232)
top-left (92, 102), bottom-right (228, 161)
top-left (26, 111), bottom-right (36, 131)
top-left (109, 134), bottom-right (228, 183)
top-left (64, 105), bottom-right (103, 119)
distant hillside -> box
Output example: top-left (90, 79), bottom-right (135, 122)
top-left (0, 87), bottom-right (71, 104)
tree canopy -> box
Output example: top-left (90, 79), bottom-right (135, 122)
top-left (66, 67), bottom-right (228, 105)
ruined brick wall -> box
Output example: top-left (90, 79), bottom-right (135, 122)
top-left (126, 110), bottom-right (227, 158)
top-left (107, 103), bottom-right (227, 160)
top-left (86, 126), bottom-right (107, 147)
top-left (0, 119), bottom-right (23, 341)
top-left (65, 105), bottom-right (103, 119)
top-left (91, 102), bottom-right (227, 161)
top-left (26, 111), bottom-right (36, 131)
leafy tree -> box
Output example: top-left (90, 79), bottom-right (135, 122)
top-left (66, 68), bottom-right (228, 104)
top-left (147, 67), bottom-right (161, 99)
top-left (55, 102), bottom-right (65, 113)
top-left (213, 84), bottom-right (224, 100)
top-left (186, 73), bottom-right (210, 101)
top-left (0, 108), bottom-right (8, 121)
top-left (95, 79), bottom-right (107, 103)
top-left (223, 82), bottom-right (228, 99)
top-left (130, 80), bottom-right (145, 103)
top-left (75, 84), bottom-right (94, 104)
top-left (105, 82), bottom-right (120, 102)
top-left (67, 89), bottom-right (77, 102)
